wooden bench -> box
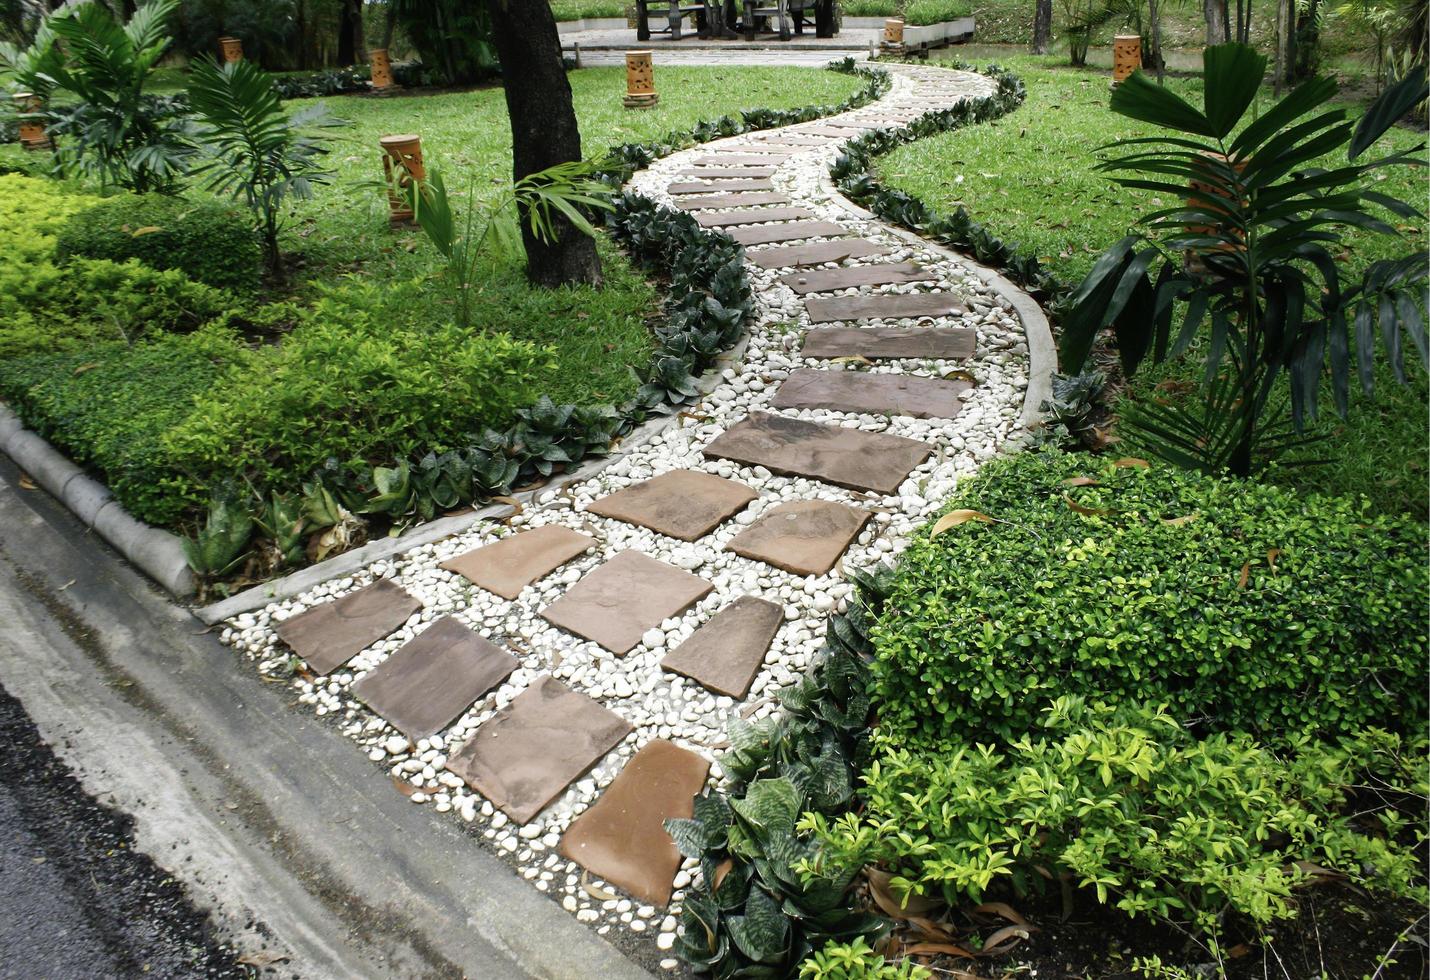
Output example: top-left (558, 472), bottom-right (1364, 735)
top-left (634, 0), bottom-right (708, 39)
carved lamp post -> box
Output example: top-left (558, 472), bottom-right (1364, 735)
top-left (218, 36), bottom-right (244, 62)
top-left (370, 48), bottom-right (395, 91)
top-left (380, 134), bottom-right (425, 227)
top-left (623, 51), bottom-right (659, 109)
top-left (1112, 34), bottom-right (1141, 86)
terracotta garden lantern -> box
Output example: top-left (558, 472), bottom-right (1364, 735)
top-left (218, 35), bottom-right (244, 62)
top-left (380, 134), bottom-right (425, 226)
top-left (1112, 34), bottom-right (1141, 85)
top-left (882, 18), bottom-right (905, 49)
top-left (369, 48), bottom-right (394, 91)
top-left (13, 92), bottom-right (49, 151)
top-left (623, 51), bottom-right (658, 109)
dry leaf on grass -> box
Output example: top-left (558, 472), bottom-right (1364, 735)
top-left (930, 509), bottom-right (995, 537)
top-left (904, 941), bottom-right (976, 960)
top-left (1063, 494), bottom-right (1110, 516)
top-left (1113, 457), bottom-right (1150, 468)
top-left (1062, 476), bottom-right (1099, 487)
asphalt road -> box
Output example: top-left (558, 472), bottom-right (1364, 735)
top-left (0, 681), bottom-right (246, 980)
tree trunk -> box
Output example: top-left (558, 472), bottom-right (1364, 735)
top-left (1292, 0), bottom-right (1320, 79)
top-left (1032, 0), bottom-right (1052, 53)
top-left (338, 0), bottom-right (365, 66)
top-left (1148, 0), bottom-right (1164, 82)
top-left (1203, 0), bottom-right (1228, 44)
top-left (485, 0), bottom-right (602, 288)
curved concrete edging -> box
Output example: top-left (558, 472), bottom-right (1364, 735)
top-left (0, 404), bottom-right (196, 596)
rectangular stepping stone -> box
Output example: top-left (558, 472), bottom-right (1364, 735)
top-left (660, 597), bottom-right (784, 698)
top-left (666, 178), bottom-right (774, 194)
top-left (801, 327), bottom-right (978, 360)
top-left (771, 369), bottom-right (971, 420)
top-left (672, 191), bottom-right (790, 210)
top-left (726, 500), bottom-right (872, 576)
top-left (275, 579), bottom-right (421, 676)
top-left (799, 123), bottom-right (873, 135)
top-left (805, 292), bottom-right (968, 324)
top-left (540, 551), bottom-right (714, 655)
top-left (586, 470), bottom-right (756, 541)
top-left (750, 134), bottom-right (830, 146)
top-left (779, 261), bottom-right (935, 295)
top-left (727, 221), bottom-right (847, 247)
top-left (676, 166), bottom-right (777, 178)
top-left (559, 740), bottom-right (710, 907)
top-left (695, 206), bottom-right (815, 228)
top-left (440, 525), bottom-right (594, 601)
top-left (746, 239), bottom-right (892, 269)
top-left (691, 153), bottom-right (793, 165)
top-left (352, 616), bottom-right (516, 741)
top-left (446, 676), bottom-right (632, 825)
top-left (703, 412), bottom-right (932, 495)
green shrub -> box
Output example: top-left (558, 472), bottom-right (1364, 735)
top-left (162, 288), bottom-right (556, 492)
top-left (0, 327), bottom-right (244, 525)
top-left (55, 193), bottom-right (262, 292)
top-left (869, 450), bottom-right (1428, 750)
top-left (799, 938), bottom-right (930, 980)
top-left (816, 699), bottom-right (1428, 940)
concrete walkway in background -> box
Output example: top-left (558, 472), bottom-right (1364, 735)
top-left (0, 452), bottom-right (653, 980)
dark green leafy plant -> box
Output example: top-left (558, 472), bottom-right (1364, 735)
top-left (868, 449), bottom-right (1429, 751)
top-left (1059, 44), bottom-right (1428, 476)
top-left (186, 55), bottom-right (345, 277)
top-left (256, 491), bottom-right (305, 568)
top-left (182, 489), bottom-right (253, 579)
top-left (34, 0), bottom-right (191, 193)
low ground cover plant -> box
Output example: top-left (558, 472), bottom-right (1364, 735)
top-left (868, 449), bottom-right (1427, 750)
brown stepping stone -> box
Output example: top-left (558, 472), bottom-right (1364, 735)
top-left (726, 500), bottom-right (872, 576)
top-left (727, 221), bottom-right (847, 247)
top-left (703, 412), bottom-right (931, 495)
top-left (772, 369), bottom-right (971, 420)
top-left (667, 178), bottom-right (774, 194)
top-left (447, 676), bottom-right (632, 825)
top-left (559, 740), bottom-right (710, 907)
top-left (780, 261), bottom-right (936, 295)
top-left (750, 134), bottom-right (830, 146)
top-left (691, 153), bottom-right (793, 165)
top-left (672, 191), bottom-right (790, 210)
top-left (352, 616), bottom-right (516, 741)
top-left (440, 525), bottom-right (594, 601)
top-left (275, 579), bottom-right (421, 676)
top-left (695, 206), bottom-right (815, 228)
top-left (586, 470), bottom-right (756, 541)
top-left (540, 551), bottom-right (714, 655)
top-left (660, 597), bottom-right (784, 698)
top-left (799, 123), bottom-right (873, 135)
top-left (676, 166), bottom-right (777, 178)
top-left (802, 326), bottom-right (977, 360)
top-left (805, 292), bottom-right (968, 324)
top-left (747, 239), bottom-right (892, 269)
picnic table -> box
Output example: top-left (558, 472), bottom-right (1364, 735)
top-left (633, 0), bottom-right (837, 41)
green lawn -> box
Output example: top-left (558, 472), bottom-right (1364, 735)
top-left (874, 58), bottom-right (1428, 518)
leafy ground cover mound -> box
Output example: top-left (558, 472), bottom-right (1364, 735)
top-left (868, 450), bottom-right (1428, 749)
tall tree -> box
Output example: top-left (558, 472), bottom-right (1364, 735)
top-left (1032, 0), bottom-right (1052, 53)
top-left (1203, 0), bottom-right (1228, 42)
top-left (484, 0), bottom-right (601, 287)
top-left (336, 0), bottom-right (362, 64)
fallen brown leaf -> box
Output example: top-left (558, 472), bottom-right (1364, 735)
top-left (1062, 476), bottom-right (1099, 487)
top-left (1113, 457), bottom-right (1150, 468)
top-left (981, 925), bottom-right (1033, 954)
top-left (973, 901), bottom-right (1030, 927)
top-left (238, 950), bottom-right (290, 967)
top-left (391, 776), bottom-right (417, 797)
top-left (866, 866), bottom-right (940, 918)
top-left (18, 475), bottom-right (37, 491)
top-left (490, 495), bottom-right (524, 516)
top-left (1063, 494), bottom-right (1109, 516)
top-left (1266, 547), bottom-right (1282, 572)
top-left (1237, 561), bottom-right (1251, 589)
top-left (1163, 513), bottom-right (1198, 526)
top-left (904, 941), bottom-right (976, 960)
top-left (930, 509), bottom-right (995, 537)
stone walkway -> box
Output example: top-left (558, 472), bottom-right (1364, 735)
top-left (220, 63), bottom-right (1035, 971)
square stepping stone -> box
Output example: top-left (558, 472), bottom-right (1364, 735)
top-left (727, 221), bottom-right (847, 247)
top-left (801, 327), bottom-right (977, 361)
top-left (540, 552), bottom-right (714, 655)
top-left (725, 500), bottom-right (871, 576)
top-left (771, 369), bottom-right (971, 420)
top-left (676, 166), bottom-right (777, 178)
top-left (586, 470), bottom-right (757, 541)
top-left (779, 261), bottom-right (935, 295)
top-left (275, 579), bottom-right (421, 676)
top-left (559, 740), bottom-right (710, 907)
top-left (673, 191), bottom-right (790, 210)
top-left (440, 525), bottom-right (594, 601)
top-left (666, 178), bottom-right (775, 194)
top-left (695, 206), bottom-right (815, 228)
top-left (691, 153), bottom-right (793, 165)
top-left (703, 412), bottom-right (932, 495)
top-left (746, 239), bottom-right (892, 269)
top-left (660, 596), bottom-right (784, 698)
top-left (446, 676), bottom-right (633, 825)
top-left (804, 292), bottom-right (968, 324)
top-left (352, 616), bottom-right (517, 741)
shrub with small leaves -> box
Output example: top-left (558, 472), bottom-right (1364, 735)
top-left (799, 938), bottom-right (930, 980)
top-left (870, 449), bottom-right (1428, 750)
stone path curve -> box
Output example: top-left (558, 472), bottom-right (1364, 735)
top-left (219, 63), bottom-right (1039, 969)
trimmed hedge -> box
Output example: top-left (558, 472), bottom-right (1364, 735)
top-left (55, 193), bottom-right (262, 292)
top-left (868, 450), bottom-right (1429, 750)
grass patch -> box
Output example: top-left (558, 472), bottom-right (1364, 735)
top-left (842, 0), bottom-right (973, 24)
top-left (873, 58), bottom-right (1427, 518)
top-left (550, 0), bottom-right (627, 19)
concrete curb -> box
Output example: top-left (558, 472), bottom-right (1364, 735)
top-left (813, 67), bottom-right (1056, 430)
top-left (0, 404), bottom-right (195, 597)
